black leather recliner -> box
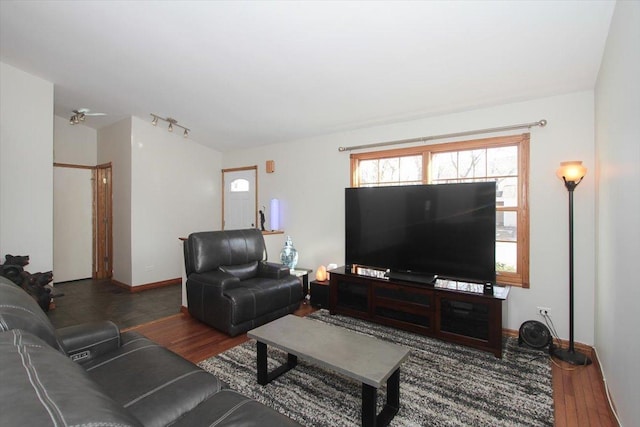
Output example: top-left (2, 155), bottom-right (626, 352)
top-left (184, 229), bottom-right (303, 336)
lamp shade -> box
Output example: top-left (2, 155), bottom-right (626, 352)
top-left (270, 198), bottom-right (280, 231)
top-left (556, 161), bottom-right (587, 183)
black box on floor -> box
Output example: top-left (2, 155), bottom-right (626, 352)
top-left (310, 280), bottom-right (329, 308)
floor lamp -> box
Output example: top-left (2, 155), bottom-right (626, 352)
top-left (554, 161), bottom-right (592, 365)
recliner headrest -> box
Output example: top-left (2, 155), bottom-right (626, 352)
top-left (185, 229), bottom-right (266, 275)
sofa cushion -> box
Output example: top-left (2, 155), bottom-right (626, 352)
top-left (82, 331), bottom-right (226, 427)
top-left (0, 276), bottom-right (61, 351)
top-left (171, 389), bottom-right (301, 427)
top-left (224, 276), bottom-right (302, 325)
top-left (219, 260), bottom-right (259, 280)
top-left (0, 329), bottom-right (143, 427)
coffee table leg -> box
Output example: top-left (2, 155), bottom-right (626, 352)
top-left (362, 383), bottom-right (377, 427)
top-left (256, 340), bottom-right (298, 386)
top-left (257, 341), bottom-right (269, 385)
top-left (361, 368), bottom-right (401, 427)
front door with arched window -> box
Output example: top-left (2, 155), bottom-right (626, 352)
top-left (222, 166), bottom-right (257, 230)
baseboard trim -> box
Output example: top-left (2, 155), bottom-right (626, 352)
top-left (180, 305), bottom-right (190, 315)
top-left (111, 278), bottom-right (181, 293)
top-left (503, 327), bottom-right (593, 356)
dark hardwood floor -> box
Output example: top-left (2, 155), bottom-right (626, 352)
top-left (128, 304), bottom-right (618, 427)
top-left (48, 279), bottom-right (182, 329)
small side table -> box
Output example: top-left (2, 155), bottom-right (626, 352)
top-left (290, 268), bottom-right (312, 302)
top-left (310, 279), bottom-right (329, 308)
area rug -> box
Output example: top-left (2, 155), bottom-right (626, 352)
top-left (198, 310), bottom-right (553, 426)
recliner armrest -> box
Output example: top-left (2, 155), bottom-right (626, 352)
top-left (258, 261), bottom-right (291, 279)
top-left (56, 320), bottom-right (121, 364)
top-left (188, 270), bottom-right (241, 292)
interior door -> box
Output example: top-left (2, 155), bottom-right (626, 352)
top-left (53, 166), bottom-right (93, 282)
top-left (223, 166), bottom-right (257, 230)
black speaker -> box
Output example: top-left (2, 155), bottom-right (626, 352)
top-left (518, 320), bottom-right (552, 350)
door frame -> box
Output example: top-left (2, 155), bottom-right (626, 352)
top-left (53, 162), bottom-right (113, 280)
top-left (222, 165), bottom-right (258, 230)
top-left (94, 163), bottom-right (113, 279)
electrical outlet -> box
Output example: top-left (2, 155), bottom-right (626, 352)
top-left (537, 306), bottom-right (551, 316)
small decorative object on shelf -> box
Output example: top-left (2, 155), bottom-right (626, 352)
top-left (315, 265), bottom-right (327, 281)
top-left (280, 236), bottom-right (299, 270)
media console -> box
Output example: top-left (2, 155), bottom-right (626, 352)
top-left (329, 266), bottom-right (509, 358)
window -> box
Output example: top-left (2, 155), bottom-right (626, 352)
top-left (350, 134), bottom-right (530, 287)
top-left (229, 178), bottom-right (250, 192)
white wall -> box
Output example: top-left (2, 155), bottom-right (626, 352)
top-left (53, 115), bottom-right (97, 165)
top-left (594, 1), bottom-right (640, 425)
top-left (130, 116), bottom-right (221, 288)
top-left (98, 118), bottom-right (133, 285)
top-left (0, 62), bottom-right (54, 273)
top-left (224, 90), bottom-right (597, 344)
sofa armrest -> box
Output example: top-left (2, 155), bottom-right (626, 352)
top-left (56, 320), bottom-right (121, 364)
top-left (258, 261), bottom-right (291, 279)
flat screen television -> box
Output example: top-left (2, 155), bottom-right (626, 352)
top-left (345, 182), bottom-right (496, 284)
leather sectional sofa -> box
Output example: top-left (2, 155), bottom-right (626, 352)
top-left (0, 276), bottom-right (300, 426)
top-left (184, 229), bottom-right (303, 336)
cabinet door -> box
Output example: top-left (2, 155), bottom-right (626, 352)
top-left (439, 297), bottom-right (490, 340)
top-left (334, 279), bottom-right (369, 314)
top-left (435, 294), bottom-right (503, 357)
top-left (373, 284), bottom-right (433, 332)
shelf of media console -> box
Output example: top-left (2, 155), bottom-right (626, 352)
top-left (344, 266), bottom-right (509, 299)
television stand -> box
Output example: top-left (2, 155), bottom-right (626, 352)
top-left (329, 266), bottom-right (509, 358)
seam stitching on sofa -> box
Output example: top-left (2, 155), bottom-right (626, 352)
top-left (208, 395), bottom-right (253, 427)
top-left (0, 304), bottom-right (42, 317)
top-left (84, 344), bottom-right (159, 371)
top-left (13, 330), bottom-right (67, 426)
top-left (66, 335), bottom-right (120, 353)
top-left (122, 370), bottom-right (209, 408)
top-left (67, 423), bottom-right (134, 427)
top-left (121, 337), bottom-right (147, 347)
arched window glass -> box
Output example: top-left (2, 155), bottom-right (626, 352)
top-left (230, 178), bottom-right (250, 192)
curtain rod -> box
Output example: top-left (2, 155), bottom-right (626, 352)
top-left (338, 119), bottom-right (547, 152)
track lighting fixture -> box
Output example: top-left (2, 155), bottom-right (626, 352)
top-left (150, 114), bottom-right (190, 138)
top-left (69, 108), bottom-right (106, 125)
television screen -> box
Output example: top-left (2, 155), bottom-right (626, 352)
top-left (345, 182), bottom-right (496, 284)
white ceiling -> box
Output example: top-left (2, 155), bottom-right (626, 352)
top-left (0, 1), bottom-right (615, 152)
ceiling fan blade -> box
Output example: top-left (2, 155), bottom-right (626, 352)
top-left (74, 108), bottom-right (106, 116)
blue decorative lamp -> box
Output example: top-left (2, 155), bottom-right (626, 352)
top-left (270, 198), bottom-right (280, 231)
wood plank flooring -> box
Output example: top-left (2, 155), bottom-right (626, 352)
top-left (128, 305), bottom-right (618, 426)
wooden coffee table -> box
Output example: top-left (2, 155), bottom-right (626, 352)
top-left (247, 315), bottom-right (410, 427)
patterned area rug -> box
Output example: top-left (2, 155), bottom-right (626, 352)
top-left (198, 310), bottom-right (553, 426)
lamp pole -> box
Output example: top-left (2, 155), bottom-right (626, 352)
top-left (553, 163), bottom-right (592, 366)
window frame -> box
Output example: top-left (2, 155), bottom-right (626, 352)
top-left (350, 133), bottom-right (530, 288)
